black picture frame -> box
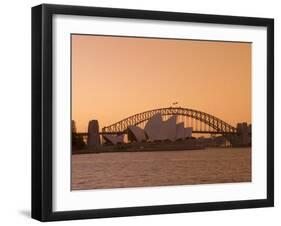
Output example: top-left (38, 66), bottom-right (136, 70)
top-left (32, 3), bottom-right (274, 222)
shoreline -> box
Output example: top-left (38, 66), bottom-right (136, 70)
top-left (72, 145), bottom-right (251, 155)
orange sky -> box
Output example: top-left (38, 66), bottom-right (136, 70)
top-left (72, 34), bottom-right (251, 132)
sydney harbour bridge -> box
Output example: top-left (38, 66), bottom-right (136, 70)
top-left (73, 107), bottom-right (251, 149)
top-left (101, 107), bottom-right (237, 135)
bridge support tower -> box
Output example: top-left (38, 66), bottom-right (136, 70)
top-left (87, 120), bottom-right (101, 149)
top-left (227, 122), bottom-right (251, 147)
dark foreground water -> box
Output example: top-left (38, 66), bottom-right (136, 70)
top-left (72, 148), bottom-right (251, 190)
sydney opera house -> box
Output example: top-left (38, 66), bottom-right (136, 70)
top-left (103, 113), bottom-right (192, 145)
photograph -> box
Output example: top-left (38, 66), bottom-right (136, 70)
top-left (31, 3), bottom-right (274, 221)
top-left (71, 34), bottom-right (252, 190)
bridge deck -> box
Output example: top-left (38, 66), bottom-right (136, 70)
top-left (77, 131), bottom-right (237, 136)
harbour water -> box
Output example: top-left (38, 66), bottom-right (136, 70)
top-left (72, 147), bottom-right (251, 190)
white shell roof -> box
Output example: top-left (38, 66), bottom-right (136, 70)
top-left (128, 125), bottom-right (147, 142)
top-left (103, 134), bottom-right (125, 145)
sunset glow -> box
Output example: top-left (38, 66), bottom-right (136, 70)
top-left (72, 34), bottom-right (251, 132)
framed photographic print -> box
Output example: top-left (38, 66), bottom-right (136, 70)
top-left (32, 4), bottom-right (274, 221)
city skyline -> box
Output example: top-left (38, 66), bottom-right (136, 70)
top-left (72, 34), bottom-right (251, 132)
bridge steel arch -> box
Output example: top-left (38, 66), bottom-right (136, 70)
top-left (102, 107), bottom-right (237, 134)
